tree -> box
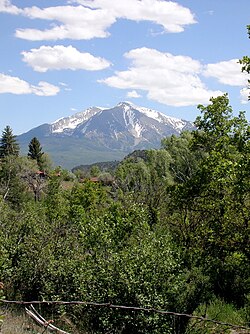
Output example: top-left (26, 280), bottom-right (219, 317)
top-left (90, 165), bottom-right (101, 177)
top-left (239, 25), bottom-right (250, 100)
top-left (0, 156), bottom-right (28, 206)
top-left (161, 131), bottom-right (204, 184)
top-left (115, 149), bottom-right (173, 225)
top-left (169, 95), bottom-right (250, 306)
top-left (0, 126), bottom-right (19, 158)
top-left (28, 137), bottom-right (44, 170)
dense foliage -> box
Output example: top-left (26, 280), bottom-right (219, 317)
top-left (0, 95), bottom-right (250, 333)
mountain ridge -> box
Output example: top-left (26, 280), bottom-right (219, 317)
top-left (17, 102), bottom-right (194, 169)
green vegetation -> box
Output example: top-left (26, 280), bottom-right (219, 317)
top-left (0, 94), bottom-right (250, 333)
top-left (19, 135), bottom-right (128, 170)
top-left (0, 125), bottom-right (19, 158)
top-left (27, 137), bottom-right (45, 170)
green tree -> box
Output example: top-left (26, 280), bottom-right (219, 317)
top-left (28, 137), bottom-right (44, 170)
top-left (239, 25), bottom-right (250, 100)
top-left (116, 149), bottom-right (173, 225)
top-left (0, 156), bottom-right (28, 206)
top-left (169, 95), bottom-right (250, 306)
top-left (90, 165), bottom-right (101, 177)
top-left (162, 131), bottom-right (204, 184)
top-left (0, 126), bottom-right (19, 158)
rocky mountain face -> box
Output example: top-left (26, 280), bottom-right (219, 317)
top-left (18, 102), bottom-right (194, 169)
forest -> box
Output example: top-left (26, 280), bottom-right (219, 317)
top-left (0, 93), bottom-right (250, 333)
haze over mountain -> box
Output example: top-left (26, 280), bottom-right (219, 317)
top-left (18, 102), bottom-right (194, 169)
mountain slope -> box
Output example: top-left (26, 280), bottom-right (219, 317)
top-left (17, 102), bottom-right (194, 169)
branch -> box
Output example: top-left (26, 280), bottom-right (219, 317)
top-left (1, 299), bottom-right (250, 331)
top-left (25, 304), bottom-right (69, 334)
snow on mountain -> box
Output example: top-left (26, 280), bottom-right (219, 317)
top-left (45, 101), bottom-right (195, 151)
top-left (49, 102), bottom-right (192, 139)
top-left (51, 107), bottom-right (102, 134)
top-left (17, 101), bottom-right (194, 169)
top-left (120, 101), bottom-right (188, 133)
top-left (118, 103), bottom-right (144, 138)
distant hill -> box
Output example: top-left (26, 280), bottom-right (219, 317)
top-left (72, 160), bottom-right (120, 174)
top-left (17, 102), bottom-right (194, 169)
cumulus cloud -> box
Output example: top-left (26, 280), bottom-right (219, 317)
top-left (0, 0), bottom-right (21, 14)
top-left (99, 47), bottom-right (223, 107)
top-left (127, 90), bottom-right (141, 98)
top-left (203, 59), bottom-right (249, 86)
top-left (72, 0), bottom-right (196, 32)
top-left (1, 1), bottom-right (196, 40)
top-left (16, 5), bottom-right (115, 40)
top-left (0, 73), bottom-right (60, 96)
top-left (21, 45), bottom-right (111, 72)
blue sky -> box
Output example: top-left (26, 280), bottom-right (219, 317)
top-left (0, 0), bottom-right (249, 134)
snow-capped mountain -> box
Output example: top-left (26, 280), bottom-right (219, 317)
top-left (51, 101), bottom-right (193, 141)
top-left (51, 106), bottom-right (102, 134)
top-left (71, 102), bottom-right (193, 149)
top-left (18, 102), bottom-right (194, 169)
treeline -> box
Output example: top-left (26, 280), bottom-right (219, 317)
top-left (0, 94), bottom-right (250, 333)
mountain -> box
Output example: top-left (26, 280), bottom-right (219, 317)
top-left (17, 102), bottom-right (194, 169)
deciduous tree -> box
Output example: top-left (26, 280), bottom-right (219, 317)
top-left (170, 94), bottom-right (250, 306)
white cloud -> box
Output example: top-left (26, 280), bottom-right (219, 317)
top-left (127, 90), bottom-right (141, 98)
top-left (0, 73), bottom-right (60, 96)
top-left (21, 45), bottom-right (111, 72)
top-left (203, 59), bottom-right (249, 86)
top-left (240, 87), bottom-right (250, 104)
top-left (73, 0), bottom-right (196, 33)
top-left (31, 81), bottom-right (60, 96)
top-left (99, 47), bottom-right (223, 107)
top-left (1, 1), bottom-right (196, 40)
top-left (16, 5), bottom-right (115, 40)
top-left (0, 0), bottom-right (21, 14)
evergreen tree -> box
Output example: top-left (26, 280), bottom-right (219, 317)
top-left (28, 137), bottom-right (44, 170)
top-left (0, 125), bottom-right (19, 158)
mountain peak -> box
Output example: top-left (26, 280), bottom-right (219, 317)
top-left (18, 102), bottom-right (195, 169)
top-left (116, 101), bottom-right (136, 110)
top-left (51, 106), bottom-right (102, 134)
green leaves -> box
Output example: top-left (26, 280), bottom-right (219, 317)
top-left (116, 149), bottom-right (173, 225)
top-left (169, 95), bottom-right (250, 307)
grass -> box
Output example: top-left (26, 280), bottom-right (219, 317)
top-left (186, 298), bottom-right (249, 334)
top-left (0, 307), bottom-right (41, 333)
top-left (0, 306), bottom-right (82, 334)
